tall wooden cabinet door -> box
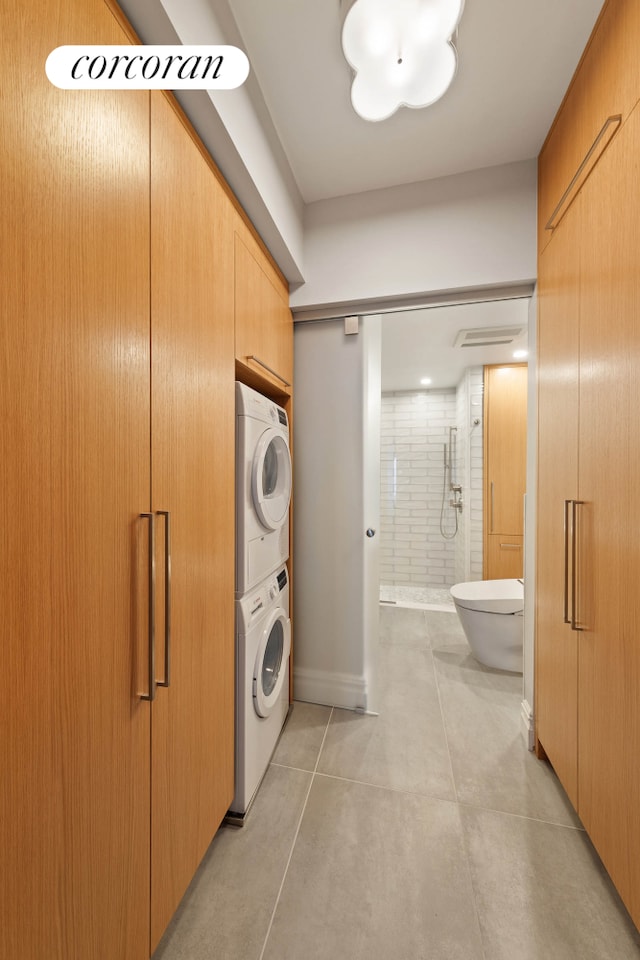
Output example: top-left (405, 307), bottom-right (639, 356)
top-left (484, 364), bottom-right (528, 545)
top-left (534, 208), bottom-right (581, 808)
top-left (0, 3), bottom-right (151, 959)
top-left (234, 225), bottom-right (293, 392)
top-left (149, 93), bottom-right (235, 951)
top-left (577, 105), bottom-right (640, 927)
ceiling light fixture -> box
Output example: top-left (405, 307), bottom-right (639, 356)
top-left (513, 349), bottom-right (528, 359)
top-left (420, 377), bottom-right (433, 385)
top-left (341, 0), bottom-right (465, 122)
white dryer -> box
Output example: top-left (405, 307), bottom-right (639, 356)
top-left (236, 381), bottom-right (291, 596)
top-left (228, 564), bottom-right (291, 822)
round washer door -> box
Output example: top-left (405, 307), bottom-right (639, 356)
top-left (253, 608), bottom-right (291, 718)
top-left (251, 428), bottom-right (292, 531)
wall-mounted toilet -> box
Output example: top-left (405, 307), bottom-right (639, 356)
top-left (450, 579), bottom-right (524, 673)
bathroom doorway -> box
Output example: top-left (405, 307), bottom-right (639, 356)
top-left (377, 298), bottom-right (530, 610)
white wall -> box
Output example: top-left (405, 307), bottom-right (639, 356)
top-left (291, 160), bottom-right (537, 314)
top-left (293, 320), bottom-right (370, 709)
top-left (522, 290), bottom-right (538, 747)
top-left (362, 316), bottom-right (382, 714)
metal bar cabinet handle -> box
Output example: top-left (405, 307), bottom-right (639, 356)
top-left (156, 510), bottom-right (171, 688)
top-left (139, 512), bottom-right (156, 702)
top-left (563, 499), bottom-right (571, 624)
top-left (571, 500), bottom-right (584, 632)
top-left (246, 355), bottom-right (291, 387)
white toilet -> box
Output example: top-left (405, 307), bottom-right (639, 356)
top-left (450, 579), bottom-right (524, 673)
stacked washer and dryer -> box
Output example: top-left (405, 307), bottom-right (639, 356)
top-left (228, 382), bottom-right (292, 823)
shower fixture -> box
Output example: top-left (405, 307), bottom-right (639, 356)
top-left (440, 426), bottom-right (463, 539)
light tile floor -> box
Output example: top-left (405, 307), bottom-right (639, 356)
top-left (380, 584), bottom-right (455, 611)
top-left (153, 606), bottom-right (640, 960)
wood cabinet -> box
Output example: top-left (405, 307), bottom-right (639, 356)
top-left (574, 103), bottom-right (640, 927)
top-left (535, 202), bottom-right (581, 809)
top-left (234, 218), bottom-right (293, 396)
top-left (538, 0), bottom-right (640, 254)
top-left (536, 27), bottom-right (640, 927)
top-left (485, 534), bottom-right (524, 580)
top-left (149, 93), bottom-right (235, 951)
top-left (0, 5), bottom-right (236, 958)
top-left (483, 364), bottom-right (527, 579)
top-left (1, 2), bottom-right (152, 958)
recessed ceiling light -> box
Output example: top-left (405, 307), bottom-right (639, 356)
top-left (513, 350), bottom-right (528, 359)
top-left (420, 377), bottom-right (432, 386)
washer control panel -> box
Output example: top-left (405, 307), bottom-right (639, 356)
top-left (238, 565), bottom-right (289, 633)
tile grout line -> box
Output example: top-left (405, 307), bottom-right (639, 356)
top-left (269, 764), bottom-right (586, 831)
top-left (257, 707), bottom-right (335, 960)
top-left (429, 622), bottom-right (488, 960)
top-left (430, 639), bottom-right (459, 805)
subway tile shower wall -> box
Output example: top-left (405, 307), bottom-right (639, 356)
top-left (380, 375), bottom-right (484, 592)
top-left (467, 368), bottom-right (484, 582)
top-left (453, 368), bottom-right (484, 584)
top-left (380, 389), bottom-right (458, 589)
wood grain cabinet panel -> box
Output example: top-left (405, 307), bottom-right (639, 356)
top-left (575, 103), bottom-right (640, 928)
top-left (538, 0), bottom-right (640, 253)
top-left (486, 535), bottom-right (524, 580)
top-left (535, 205), bottom-right (581, 809)
top-left (234, 224), bottom-right (293, 394)
top-left (149, 92), bottom-right (235, 952)
top-left (1, 5), bottom-right (238, 957)
top-left (483, 364), bottom-right (527, 578)
top-left (0, 2), bottom-right (151, 958)
top-left (537, 96), bottom-right (640, 930)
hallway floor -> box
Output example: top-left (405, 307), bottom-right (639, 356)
top-left (154, 607), bottom-right (640, 960)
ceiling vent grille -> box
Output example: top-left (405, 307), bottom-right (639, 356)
top-left (453, 326), bottom-right (525, 348)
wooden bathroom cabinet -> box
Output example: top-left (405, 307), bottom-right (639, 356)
top-left (483, 364), bottom-right (528, 579)
top-left (536, 0), bottom-right (640, 930)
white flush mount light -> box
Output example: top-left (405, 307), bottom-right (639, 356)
top-left (513, 349), bottom-right (529, 359)
top-left (341, 0), bottom-right (465, 122)
top-left (420, 377), bottom-right (433, 385)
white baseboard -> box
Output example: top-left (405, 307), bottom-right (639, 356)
top-left (293, 666), bottom-right (367, 711)
top-left (521, 699), bottom-right (535, 751)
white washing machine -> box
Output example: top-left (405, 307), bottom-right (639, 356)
top-left (236, 381), bottom-right (292, 596)
top-left (228, 564), bottom-right (291, 823)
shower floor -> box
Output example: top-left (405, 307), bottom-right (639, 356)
top-left (380, 584), bottom-right (455, 612)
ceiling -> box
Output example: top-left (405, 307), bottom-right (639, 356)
top-left (221, 1), bottom-right (603, 390)
top-left (225, 0), bottom-right (605, 204)
top-left (119, 0), bottom-right (602, 388)
top-left (380, 298), bottom-right (530, 392)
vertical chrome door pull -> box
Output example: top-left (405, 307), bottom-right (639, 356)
top-left (571, 500), bottom-right (584, 631)
top-left (156, 510), bottom-right (171, 688)
top-left (563, 499), bottom-right (571, 624)
top-left (140, 512), bottom-right (156, 702)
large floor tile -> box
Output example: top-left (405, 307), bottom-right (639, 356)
top-left (262, 775), bottom-right (485, 960)
top-left (317, 641), bottom-right (455, 800)
top-left (460, 805), bottom-right (640, 960)
top-left (431, 626), bottom-right (579, 826)
top-left (271, 700), bottom-right (332, 771)
top-left (379, 603), bottom-right (430, 646)
top-left (425, 608), bottom-right (470, 647)
top-left (153, 765), bottom-right (312, 960)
